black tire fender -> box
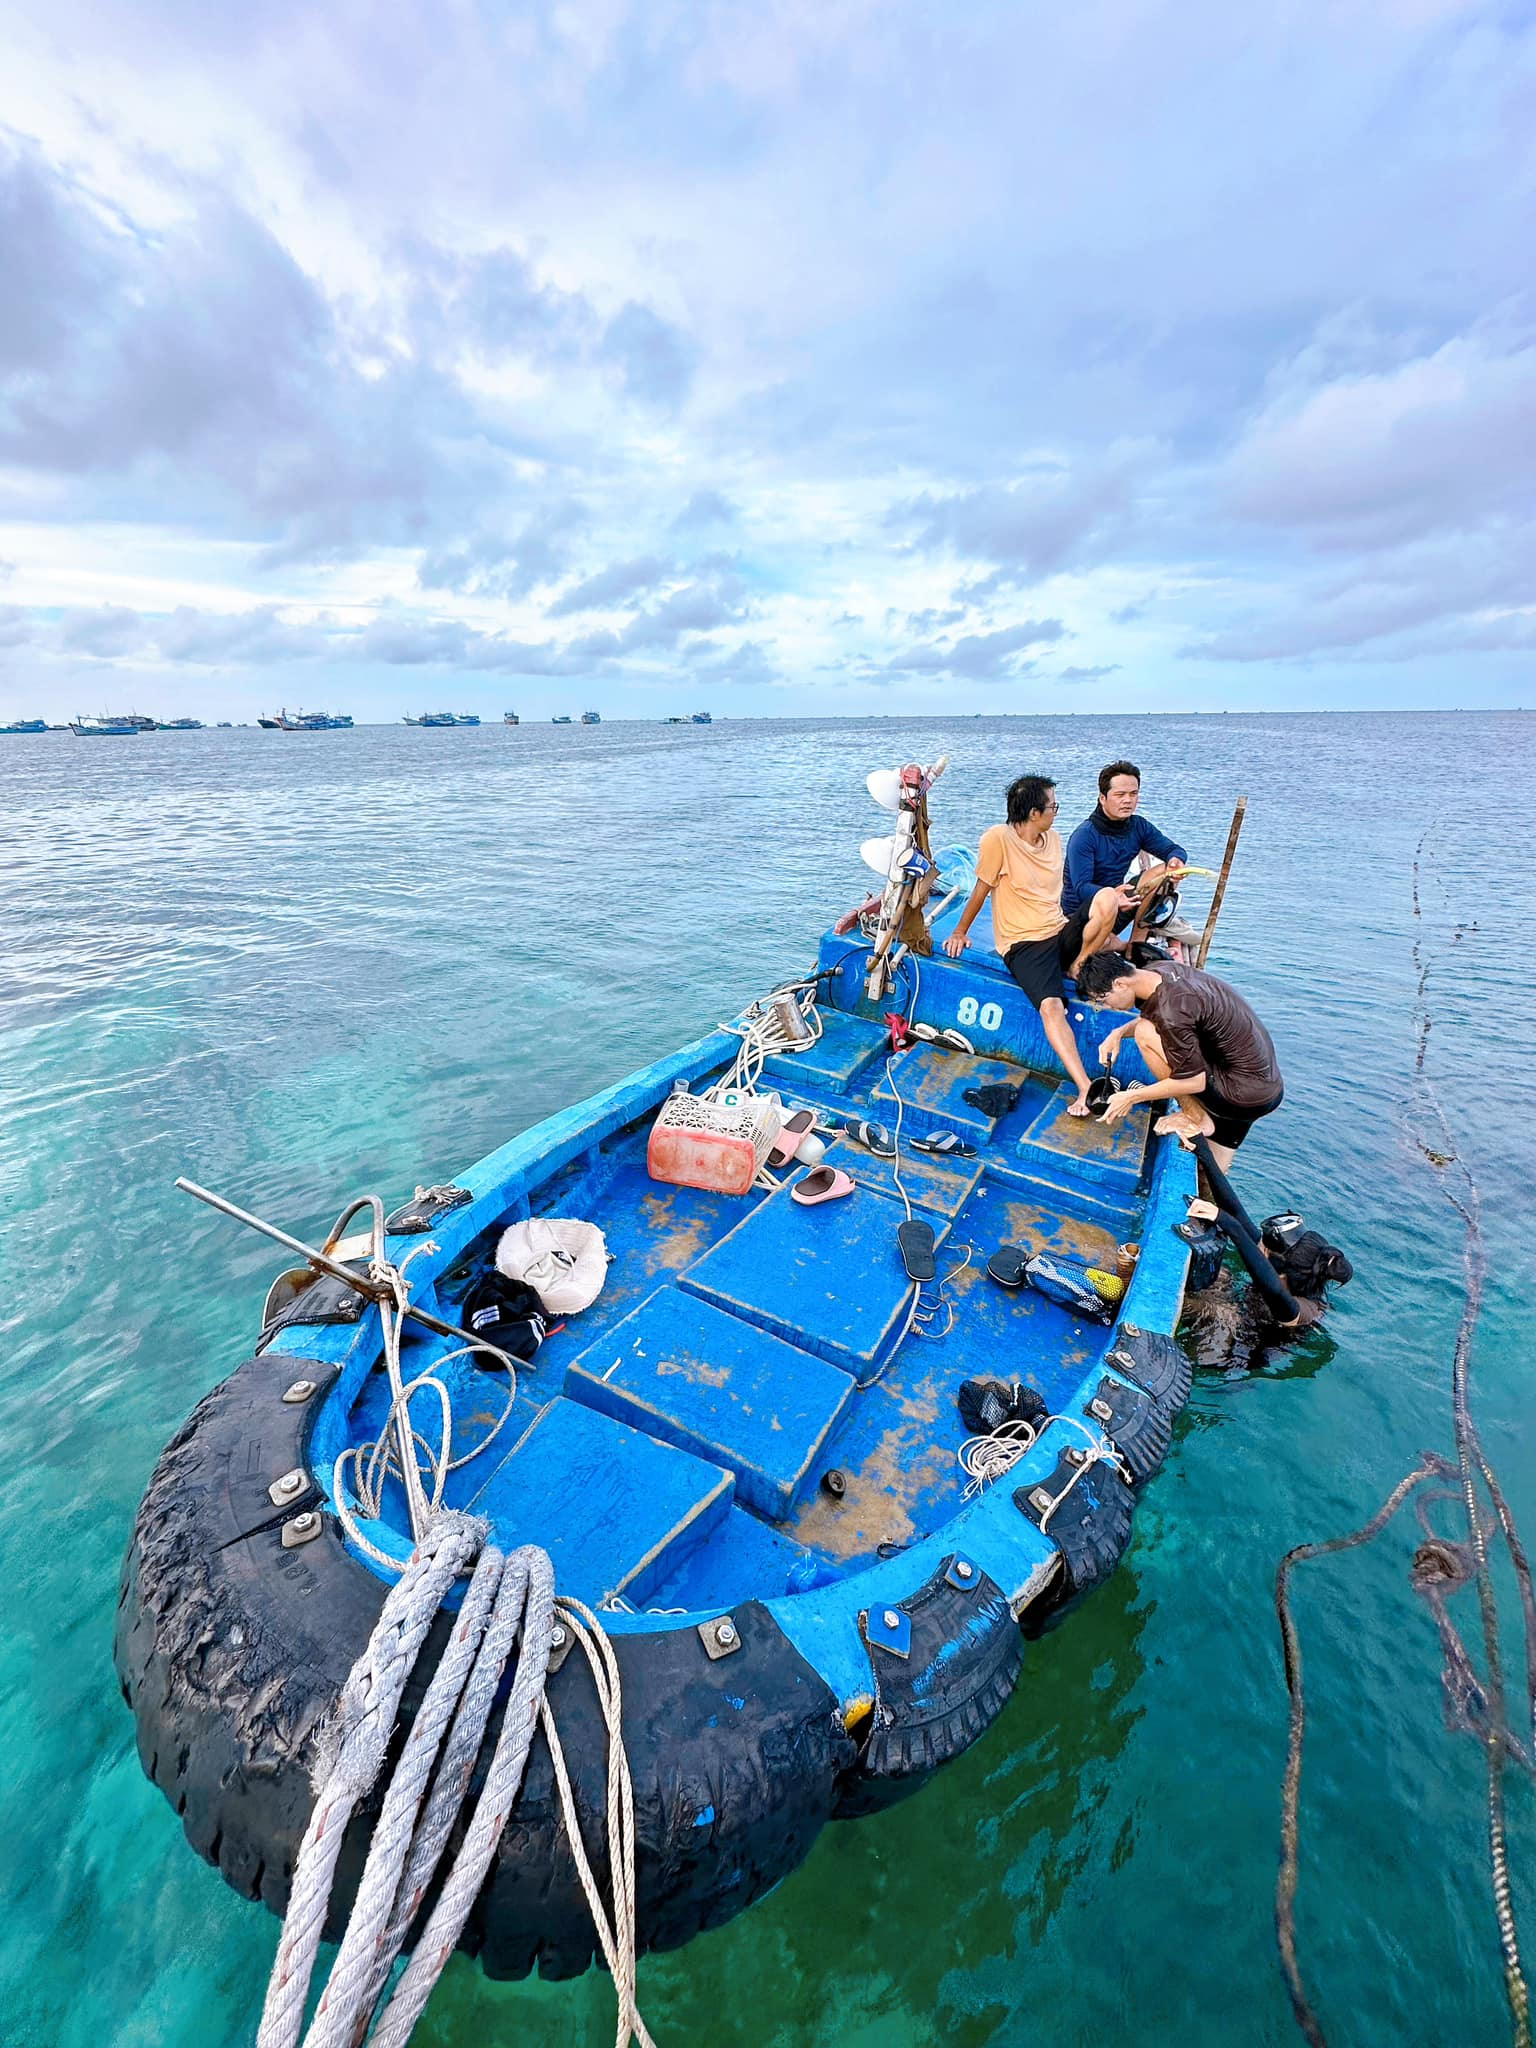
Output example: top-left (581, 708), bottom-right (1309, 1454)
top-left (115, 1348), bottom-right (857, 1977)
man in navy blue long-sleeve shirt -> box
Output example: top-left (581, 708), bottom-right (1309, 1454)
top-left (1063, 761), bottom-right (1187, 934)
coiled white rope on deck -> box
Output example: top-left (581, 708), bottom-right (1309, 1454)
top-left (259, 1248), bottom-right (655, 2048)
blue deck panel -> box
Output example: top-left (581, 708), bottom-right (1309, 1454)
top-left (814, 1132), bottom-right (982, 1220)
top-left (760, 1008), bottom-right (890, 1096)
top-left (564, 1286), bottom-right (852, 1518)
top-left (955, 1174), bottom-right (1127, 1277)
top-left (681, 1178), bottom-right (949, 1378)
top-left (527, 1158), bottom-right (755, 1356)
top-left (1016, 1082), bottom-right (1150, 1194)
top-left (872, 1044), bottom-right (1043, 1142)
top-left (464, 1396), bottom-right (734, 1607)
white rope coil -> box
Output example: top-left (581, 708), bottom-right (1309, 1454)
top-left (260, 1240), bottom-right (655, 2048)
top-left (957, 1412), bottom-right (1130, 1509)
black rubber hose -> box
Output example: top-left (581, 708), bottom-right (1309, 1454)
top-left (1191, 1134), bottom-right (1260, 1239)
top-left (1216, 1208), bottom-right (1301, 1323)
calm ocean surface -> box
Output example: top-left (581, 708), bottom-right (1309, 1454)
top-left (2, 710), bottom-right (1532, 2047)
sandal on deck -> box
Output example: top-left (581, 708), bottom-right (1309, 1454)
top-left (845, 1119), bottom-right (897, 1158)
top-left (986, 1245), bottom-right (1030, 1289)
top-left (791, 1165), bottom-right (856, 1206)
top-left (768, 1107), bottom-right (816, 1167)
top-left (897, 1219), bottom-right (937, 1282)
top-left (909, 1130), bottom-right (977, 1159)
top-left (908, 1022), bottom-right (976, 1054)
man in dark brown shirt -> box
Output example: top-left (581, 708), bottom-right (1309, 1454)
top-left (1076, 951), bottom-right (1284, 1169)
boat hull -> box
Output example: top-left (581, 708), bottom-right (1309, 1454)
top-left (115, 886), bottom-right (1196, 1976)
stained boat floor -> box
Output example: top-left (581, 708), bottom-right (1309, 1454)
top-left (352, 1035), bottom-right (1148, 1606)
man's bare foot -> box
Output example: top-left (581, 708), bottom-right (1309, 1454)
top-left (1155, 1107), bottom-right (1216, 1141)
top-left (1068, 1091), bottom-right (1091, 1118)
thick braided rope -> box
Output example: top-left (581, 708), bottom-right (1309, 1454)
top-left (347, 1548), bottom-right (544, 2034)
top-left (298, 1544), bottom-right (508, 2048)
top-left (257, 1514), bottom-right (483, 2048)
top-left (367, 1548), bottom-right (559, 2048)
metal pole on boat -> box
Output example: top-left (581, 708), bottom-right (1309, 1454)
top-left (1195, 795), bottom-right (1247, 969)
top-left (173, 1177), bottom-right (495, 1353)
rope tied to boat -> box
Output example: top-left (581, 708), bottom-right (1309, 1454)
top-left (253, 1225), bottom-right (655, 2048)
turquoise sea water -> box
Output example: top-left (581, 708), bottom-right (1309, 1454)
top-left (2, 711), bottom-right (1532, 2047)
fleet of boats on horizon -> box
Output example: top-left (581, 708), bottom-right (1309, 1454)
top-left (3, 707), bottom-right (716, 735)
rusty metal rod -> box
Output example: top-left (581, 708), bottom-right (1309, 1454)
top-left (174, 1177), bottom-right (489, 1353)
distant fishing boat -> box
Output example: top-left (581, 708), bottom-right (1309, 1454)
top-left (156, 718), bottom-right (205, 731)
top-left (552, 714), bottom-right (574, 724)
top-left (117, 753), bottom-right (1197, 1995)
top-left (503, 711), bottom-right (520, 726)
top-left (581, 709), bottom-right (601, 724)
top-left (0, 717), bottom-right (47, 734)
top-left (453, 712), bottom-right (481, 726)
top-left (692, 711), bottom-right (713, 724)
top-left (216, 722), bottom-right (233, 729)
top-left (70, 714), bottom-right (141, 737)
top-left (260, 709), bottom-right (353, 731)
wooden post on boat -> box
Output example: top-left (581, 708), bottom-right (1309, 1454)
top-left (1196, 795), bottom-right (1246, 969)
top-left (864, 756), bottom-right (947, 1002)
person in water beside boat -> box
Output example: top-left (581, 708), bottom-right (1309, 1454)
top-left (1064, 759), bottom-right (1188, 949)
top-left (942, 774), bottom-right (1126, 1117)
top-left (1075, 951), bottom-right (1284, 1171)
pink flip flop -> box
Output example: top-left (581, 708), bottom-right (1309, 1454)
top-left (769, 1107), bottom-right (816, 1167)
top-left (790, 1165), bottom-right (855, 1206)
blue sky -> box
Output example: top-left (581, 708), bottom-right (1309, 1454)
top-left (1, 0), bottom-right (1533, 722)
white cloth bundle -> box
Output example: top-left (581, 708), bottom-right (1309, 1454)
top-left (494, 1217), bottom-right (609, 1315)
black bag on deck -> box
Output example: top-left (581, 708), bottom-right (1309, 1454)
top-left (459, 1271), bottom-right (549, 1365)
top-left (958, 1378), bottom-right (1047, 1435)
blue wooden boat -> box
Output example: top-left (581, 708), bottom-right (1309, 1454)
top-left (116, 856), bottom-right (1194, 1981)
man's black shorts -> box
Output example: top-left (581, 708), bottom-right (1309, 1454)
top-left (1204, 1079), bottom-right (1284, 1151)
top-left (1002, 902), bottom-right (1094, 1010)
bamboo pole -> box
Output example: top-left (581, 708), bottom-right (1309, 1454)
top-left (1195, 795), bottom-right (1247, 969)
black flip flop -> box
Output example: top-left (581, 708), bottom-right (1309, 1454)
top-left (909, 1130), bottom-right (977, 1158)
top-left (846, 1119), bottom-right (897, 1158)
top-left (897, 1219), bottom-right (936, 1282)
top-left (986, 1245), bottom-right (1030, 1289)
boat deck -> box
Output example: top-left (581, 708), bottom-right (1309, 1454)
top-left (347, 1013), bottom-right (1152, 1613)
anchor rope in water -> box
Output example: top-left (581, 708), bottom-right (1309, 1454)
top-left (1273, 826), bottom-right (1535, 2048)
top-left (260, 1239), bottom-right (655, 2048)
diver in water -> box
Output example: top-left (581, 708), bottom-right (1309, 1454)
top-left (943, 773), bottom-right (1126, 1116)
top-left (1064, 760), bottom-right (1187, 949)
top-left (1075, 949), bottom-right (1284, 1171)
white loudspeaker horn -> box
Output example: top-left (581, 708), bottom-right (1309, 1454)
top-left (865, 768), bottom-right (903, 812)
top-left (860, 834), bottom-right (898, 876)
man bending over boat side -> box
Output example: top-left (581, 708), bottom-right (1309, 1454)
top-left (1076, 950), bottom-right (1284, 1171)
top-left (1064, 759), bottom-right (1187, 950)
top-left (942, 773), bottom-right (1124, 1117)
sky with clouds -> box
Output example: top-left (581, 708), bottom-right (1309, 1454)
top-left (1, 0), bottom-right (1533, 722)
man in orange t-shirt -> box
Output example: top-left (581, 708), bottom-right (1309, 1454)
top-left (943, 773), bottom-right (1128, 1116)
